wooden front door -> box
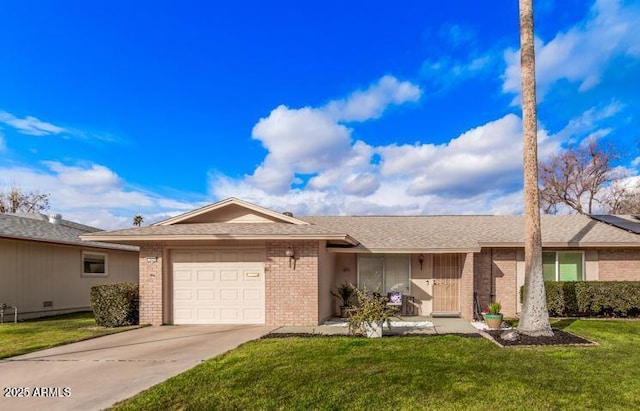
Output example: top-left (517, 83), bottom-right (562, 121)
top-left (432, 254), bottom-right (461, 313)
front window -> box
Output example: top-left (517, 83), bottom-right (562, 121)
top-left (358, 255), bottom-right (410, 294)
top-left (542, 251), bottom-right (583, 281)
top-left (83, 251), bottom-right (107, 276)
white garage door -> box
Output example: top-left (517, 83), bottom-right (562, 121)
top-left (173, 262), bottom-right (265, 325)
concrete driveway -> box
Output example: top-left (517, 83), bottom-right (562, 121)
top-left (0, 324), bottom-right (273, 411)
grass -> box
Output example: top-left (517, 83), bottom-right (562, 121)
top-left (0, 312), bottom-right (139, 359)
top-left (112, 319), bottom-right (640, 410)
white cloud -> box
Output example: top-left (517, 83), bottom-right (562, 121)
top-left (0, 132), bottom-right (5, 151)
top-left (503, 0), bottom-right (640, 101)
top-left (249, 105), bottom-right (352, 194)
top-left (0, 162), bottom-right (201, 229)
top-left (323, 75), bottom-right (422, 122)
top-left (210, 67), bottom-right (602, 215)
top-left (211, 171), bottom-right (527, 217)
top-left (550, 100), bottom-right (624, 143)
top-left (0, 111), bottom-right (66, 136)
top-left (44, 162), bottom-right (121, 190)
top-left (378, 114), bottom-right (561, 197)
top-left (247, 75), bottom-right (422, 195)
top-left (210, 112), bottom-right (566, 216)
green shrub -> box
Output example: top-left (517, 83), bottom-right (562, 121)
top-left (347, 289), bottom-right (398, 336)
top-left (521, 281), bottom-right (640, 317)
top-left (91, 282), bottom-right (139, 327)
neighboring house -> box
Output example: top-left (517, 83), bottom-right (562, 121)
top-left (82, 198), bottom-right (640, 327)
top-left (0, 213), bottom-right (139, 320)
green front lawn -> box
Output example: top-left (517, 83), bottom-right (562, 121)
top-left (0, 312), bottom-right (138, 359)
top-left (113, 320), bottom-right (640, 410)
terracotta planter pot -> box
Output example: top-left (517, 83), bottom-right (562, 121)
top-left (483, 313), bottom-right (504, 330)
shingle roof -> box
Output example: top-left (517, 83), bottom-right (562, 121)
top-left (0, 213), bottom-right (138, 251)
top-left (82, 211), bottom-right (640, 252)
top-left (81, 222), bottom-right (357, 244)
top-left (299, 214), bottom-right (640, 251)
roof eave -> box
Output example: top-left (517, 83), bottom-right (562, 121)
top-left (327, 246), bottom-right (482, 254)
top-left (80, 233), bottom-right (358, 245)
top-left (2, 234), bottom-right (139, 252)
top-left (479, 241), bottom-right (640, 248)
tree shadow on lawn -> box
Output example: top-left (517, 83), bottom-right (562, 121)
top-left (551, 318), bottom-right (577, 330)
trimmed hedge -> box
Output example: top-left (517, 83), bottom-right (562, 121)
top-left (521, 281), bottom-right (640, 317)
top-left (91, 282), bottom-right (139, 327)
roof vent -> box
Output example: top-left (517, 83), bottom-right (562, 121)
top-left (283, 211), bottom-right (294, 217)
top-left (48, 213), bottom-right (62, 224)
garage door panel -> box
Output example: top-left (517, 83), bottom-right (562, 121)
top-left (173, 261), bottom-right (264, 325)
top-left (220, 308), bottom-right (240, 320)
top-left (196, 270), bottom-right (215, 281)
top-left (174, 309), bottom-right (193, 321)
top-left (243, 289), bottom-right (261, 301)
top-left (174, 270), bottom-right (193, 281)
top-left (219, 289), bottom-right (239, 302)
top-left (174, 289), bottom-right (193, 301)
top-left (220, 270), bottom-right (239, 281)
top-left (243, 308), bottom-right (262, 321)
top-left (196, 289), bottom-right (215, 301)
top-left (196, 308), bottom-right (216, 321)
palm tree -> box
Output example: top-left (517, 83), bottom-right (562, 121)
top-left (518, 0), bottom-right (553, 337)
top-left (133, 214), bottom-right (144, 227)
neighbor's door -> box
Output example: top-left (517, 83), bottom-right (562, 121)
top-left (432, 254), bottom-right (460, 314)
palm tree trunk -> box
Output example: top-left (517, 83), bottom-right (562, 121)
top-left (517, 0), bottom-right (553, 337)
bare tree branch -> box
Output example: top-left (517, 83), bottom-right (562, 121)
top-left (0, 186), bottom-right (50, 214)
top-left (539, 141), bottom-right (621, 214)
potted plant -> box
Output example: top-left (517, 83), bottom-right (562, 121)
top-left (483, 301), bottom-right (503, 330)
top-left (331, 281), bottom-right (356, 318)
top-left (347, 289), bottom-right (398, 338)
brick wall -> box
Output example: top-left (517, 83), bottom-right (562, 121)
top-left (473, 249), bottom-right (492, 313)
top-left (598, 249), bottom-right (640, 281)
top-left (473, 248), bottom-right (518, 317)
top-left (139, 242), bottom-right (164, 325)
top-left (493, 249), bottom-right (517, 317)
top-left (265, 240), bottom-right (319, 326)
top-left (460, 252), bottom-right (474, 320)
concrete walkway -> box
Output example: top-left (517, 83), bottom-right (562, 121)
top-left (0, 324), bottom-right (273, 411)
top-left (270, 316), bottom-right (479, 336)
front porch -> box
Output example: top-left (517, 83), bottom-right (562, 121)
top-left (327, 252), bottom-right (475, 321)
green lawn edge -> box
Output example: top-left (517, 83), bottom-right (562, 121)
top-left (0, 312), bottom-right (143, 360)
top-left (112, 319), bottom-right (640, 410)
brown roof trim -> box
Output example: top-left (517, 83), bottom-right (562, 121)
top-left (479, 242), bottom-right (640, 248)
top-left (327, 246), bottom-right (481, 254)
top-left (81, 233), bottom-right (358, 245)
top-left (1, 234), bottom-right (139, 252)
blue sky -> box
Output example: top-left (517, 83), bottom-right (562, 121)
top-left (1, 0), bottom-right (639, 229)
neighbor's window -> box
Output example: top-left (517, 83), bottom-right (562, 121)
top-left (542, 251), bottom-right (583, 281)
top-left (358, 254), bottom-right (410, 294)
top-left (83, 251), bottom-right (107, 276)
